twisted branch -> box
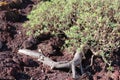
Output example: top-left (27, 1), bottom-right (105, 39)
top-left (18, 49), bottom-right (84, 79)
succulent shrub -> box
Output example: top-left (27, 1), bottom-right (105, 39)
top-left (24, 0), bottom-right (120, 59)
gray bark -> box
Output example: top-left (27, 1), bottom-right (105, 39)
top-left (18, 49), bottom-right (84, 79)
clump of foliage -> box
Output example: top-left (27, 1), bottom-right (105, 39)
top-left (24, 0), bottom-right (120, 66)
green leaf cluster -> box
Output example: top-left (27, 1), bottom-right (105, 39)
top-left (24, 0), bottom-right (120, 54)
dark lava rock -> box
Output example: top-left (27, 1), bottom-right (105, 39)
top-left (22, 36), bottom-right (38, 49)
top-left (7, 67), bottom-right (17, 76)
top-left (22, 57), bottom-right (39, 67)
top-left (4, 10), bottom-right (20, 22)
top-left (22, 40), bottom-right (34, 49)
top-left (0, 41), bottom-right (3, 49)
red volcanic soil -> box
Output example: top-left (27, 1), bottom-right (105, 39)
top-left (0, 0), bottom-right (120, 80)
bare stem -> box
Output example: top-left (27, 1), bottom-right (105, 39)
top-left (18, 49), bottom-right (84, 79)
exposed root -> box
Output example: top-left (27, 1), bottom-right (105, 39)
top-left (18, 49), bottom-right (84, 79)
top-left (85, 55), bottom-right (95, 70)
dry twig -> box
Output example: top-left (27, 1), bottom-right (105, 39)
top-left (18, 49), bottom-right (84, 79)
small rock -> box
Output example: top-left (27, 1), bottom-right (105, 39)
top-left (22, 57), bottom-right (30, 66)
top-left (65, 77), bottom-right (73, 80)
top-left (38, 43), bottom-right (54, 55)
top-left (0, 41), bottom-right (3, 49)
top-left (24, 67), bottom-right (30, 72)
top-left (7, 67), bottom-right (17, 76)
top-left (12, 56), bottom-right (21, 64)
top-left (80, 72), bottom-right (91, 80)
top-left (4, 10), bottom-right (20, 22)
top-left (22, 57), bottom-right (39, 67)
top-left (22, 36), bottom-right (38, 49)
top-left (22, 40), bottom-right (33, 49)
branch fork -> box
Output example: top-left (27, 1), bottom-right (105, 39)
top-left (18, 49), bottom-right (84, 79)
